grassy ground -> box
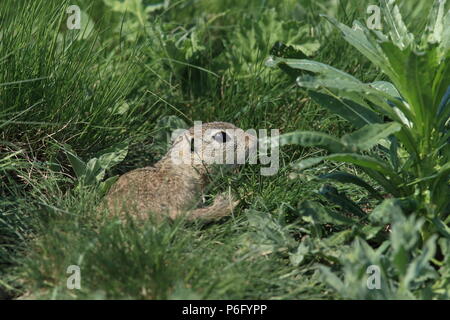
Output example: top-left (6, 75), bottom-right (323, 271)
top-left (0, 0), bottom-right (441, 299)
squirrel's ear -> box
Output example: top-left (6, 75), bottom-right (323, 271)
top-left (190, 138), bottom-right (195, 153)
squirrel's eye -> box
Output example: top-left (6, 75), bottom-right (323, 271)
top-left (213, 131), bottom-right (229, 143)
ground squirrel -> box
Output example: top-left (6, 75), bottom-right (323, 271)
top-left (104, 122), bottom-right (257, 222)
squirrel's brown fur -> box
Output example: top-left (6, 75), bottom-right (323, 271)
top-left (104, 122), bottom-right (257, 222)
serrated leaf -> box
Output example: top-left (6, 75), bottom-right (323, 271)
top-left (298, 200), bottom-right (355, 226)
top-left (393, 246), bottom-right (409, 276)
top-left (402, 236), bottom-right (438, 289)
top-left (319, 266), bottom-right (345, 292)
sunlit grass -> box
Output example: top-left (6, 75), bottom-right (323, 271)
top-left (1, 0), bottom-right (443, 299)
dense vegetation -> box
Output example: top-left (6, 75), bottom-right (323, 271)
top-left (0, 0), bottom-right (448, 299)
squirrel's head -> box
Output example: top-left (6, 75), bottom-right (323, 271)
top-left (167, 122), bottom-right (257, 173)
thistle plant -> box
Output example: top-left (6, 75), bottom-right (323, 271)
top-left (268, 0), bottom-right (450, 241)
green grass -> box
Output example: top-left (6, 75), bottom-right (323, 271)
top-left (1, 0), bottom-right (446, 299)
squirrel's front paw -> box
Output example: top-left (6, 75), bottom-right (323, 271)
top-left (186, 192), bottom-right (240, 221)
top-left (213, 193), bottom-right (240, 211)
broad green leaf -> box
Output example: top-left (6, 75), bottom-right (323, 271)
top-left (293, 153), bottom-right (402, 184)
top-left (391, 212), bottom-right (424, 253)
top-left (369, 198), bottom-right (403, 225)
top-left (319, 185), bottom-right (366, 218)
top-left (82, 158), bottom-right (101, 186)
top-left (442, 10), bottom-right (450, 50)
top-left (392, 246), bottom-right (409, 277)
top-left (322, 229), bottom-right (355, 246)
top-left (374, 43), bottom-right (418, 123)
top-left (388, 135), bottom-right (400, 171)
top-left (432, 218), bottom-right (450, 238)
top-left (370, 81), bottom-right (402, 98)
top-left (288, 60), bottom-right (413, 123)
top-left (269, 57), bottom-right (361, 83)
top-left (322, 154), bottom-right (400, 180)
top-left (289, 242), bottom-right (309, 267)
top-left (275, 131), bottom-right (348, 153)
top-left (96, 142), bottom-right (129, 172)
top-left (404, 49), bottom-right (438, 130)
top-left (362, 167), bottom-right (404, 197)
top-left (296, 74), bottom-right (362, 91)
top-left (318, 171), bottom-right (383, 200)
top-left (379, 0), bottom-right (414, 50)
top-left (377, 40), bottom-right (410, 90)
top-left (321, 15), bottom-right (390, 74)
top-left (402, 236), bottom-right (438, 290)
top-left (99, 175), bottom-right (120, 196)
top-left (341, 122), bottom-right (402, 151)
top-left (390, 213), bottom-right (425, 277)
top-left (423, 0), bottom-right (447, 45)
top-left (67, 142), bottom-right (128, 187)
top-left (269, 56), bottom-right (413, 123)
top-left (267, 42), bottom-right (309, 79)
top-left (297, 74), bottom-right (412, 122)
top-left (83, 142), bottom-right (128, 186)
top-left (64, 147), bottom-right (86, 179)
top-left (359, 225), bottom-right (384, 240)
top-left (298, 200), bottom-right (355, 226)
top-left (309, 91), bottom-right (382, 129)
